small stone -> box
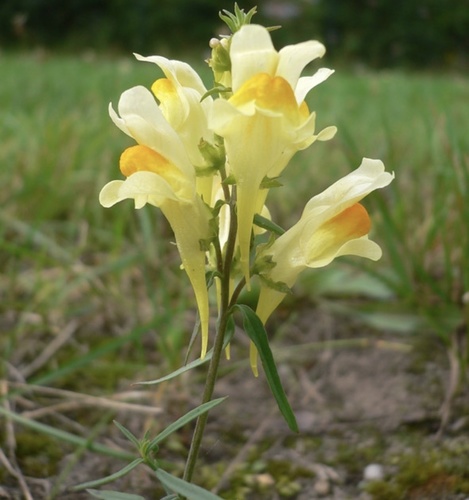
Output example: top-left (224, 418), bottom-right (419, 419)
top-left (363, 463), bottom-right (384, 481)
top-left (255, 473), bottom-right (275, 488)
top-left (314, 478), bottom-right (330, 496)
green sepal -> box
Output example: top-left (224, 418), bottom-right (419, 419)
top-left (205, 269), bottom-right (222, 289)
top-left (260, 176), bottom-right (283, 189)
top-left (251, 243), bottom-right (280, 275)
top-left (232, 304), bottom-right (299, 432)
top-left (222, 174), bottom-right (236, 185)
top-left (195, 165), bottom-right (219, 177)
top-left (199, 237), bottom-right (215, 252)
top-left (200, 84), bottom-right (232, 102)
top-left (219, 3), bottom-right (258, 33)
top-left (251, 254), bottom-right (277, 275)
top-left (207, 45), bottom-right (231, 75)
top-left (211, 198), bottom-right (227, 216)
top-left (259, 274), bottom-right (292, 295)
top-left (198, 139), bottom-right (226, 170)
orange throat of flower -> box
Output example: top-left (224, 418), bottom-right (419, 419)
top-left (230, 73), bottom-right (307, 124)
top-left (119, 144), bottom-right (174, 178)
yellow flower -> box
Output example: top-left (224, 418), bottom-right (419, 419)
top-left (101, 85), bottom-right (213, 357)
top-left (209, 24), bottom-right (337, 282)
top-left (247, 158), bottom-right (393, 374)
top-left (256, 158), bottom-right (395, 326)
top-left (134, 54), bottom-right (215, 202)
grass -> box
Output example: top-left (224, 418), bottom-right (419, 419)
top-left (1, 50), bottom-right (468, 497)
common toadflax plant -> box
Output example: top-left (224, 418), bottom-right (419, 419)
top-left (86, 5), bottom-right (394, 498)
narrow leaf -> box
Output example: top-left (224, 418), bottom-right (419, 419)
top-left (71, 459), bottom-right (144, 491)
top-left (113, 420), bottom-right (140, 448)
top-left (253, 213), bottom-right (285, 236)
top-left (138, 318), bottom-right (234, 386)
top-left (0, 405), bottom-right (134, 461)
top-left (155, 469), bottom-right (223, 500)
top-left (87, 490), bottom-right (146, 500)
top-left (138, 355), bottom-right (209, 385)
top-left (233, 304), bottom-right (298, 432)
top-left (149, 398), bottom-right (227, 449)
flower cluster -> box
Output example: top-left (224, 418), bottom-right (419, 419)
top-left (100, 13), bottom-right (394, 364)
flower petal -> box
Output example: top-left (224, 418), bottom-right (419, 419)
top-left (295, 68), bottom-right (335, 103)
top-left (301, 203), bottom-right (374, 267)
top-left (229, 73), bottom-right (301, 124)
top-left (99, 171), bottom-right (181, 209)
top-left (230, 24), bottom-right (279, 92)
top-left (256, 287), bottom-right (289, 325)
top-left (151, 78), bottom-right (212, 170)
top-left (135, 54), bottom-right (208, 96)
top-left (277, 40), bottom-right (326, 90)
top-left (160, 198), bottom-right (212, 357)
top-left (334, 236), bottom-right (382, 262)
top-left (100, 175), bottom-right (211, 358)
top-left (116, 85), bottom-right (166, 129)
top-left (110, 86), bottom-right (194, 180)
top-left (304, 158), bottom-right (394, 215)
top-left (151, 78), bottom-right (189, 130)
top-left (99, 180), bottom-right (126, 208)
top-left (315, 125), bottom-right (338, 142)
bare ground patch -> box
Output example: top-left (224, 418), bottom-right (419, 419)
top-left (2, 307), bottom-right (469, 499)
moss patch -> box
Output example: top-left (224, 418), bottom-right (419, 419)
top-left (16, 430), bottom-right (64, 477)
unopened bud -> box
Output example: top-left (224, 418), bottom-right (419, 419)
top-left (209, 38), bottom-right (220, 49)
top-left (199, 139), bottom-right (225, 170)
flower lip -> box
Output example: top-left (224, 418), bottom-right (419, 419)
top-left (117, 145), bottom-right (193, 203)
top-left (301, 203), bottom-right (372, 267)
top-left (120, 144), bottom-right (173, 177)
top-left (109, 85), bottom-right (196, 181)
top-left (229, 73), bottom-right (302, 123)
top-left (134, 53), bottom-right (208, 96)
top-left (230, 24), bottom-right (329, 98)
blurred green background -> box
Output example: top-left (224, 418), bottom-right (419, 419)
top-left (1, 0), bottom-right (468, 69)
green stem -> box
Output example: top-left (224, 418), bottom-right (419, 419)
top-left (229, 276), bottom-right (246, 308)
top-left (183, 191), bottom-right (239, 483)
top-left (182, 304), bottom-right (230, 483)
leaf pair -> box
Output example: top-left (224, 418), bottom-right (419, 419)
top-left (87, 470), bottom-right (222, 500)
top-left (87, 469), bottom-right (222, 500)
top-left (72, 399), bottom-right (226, 498)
